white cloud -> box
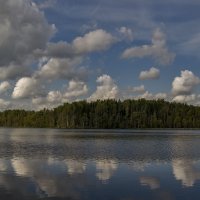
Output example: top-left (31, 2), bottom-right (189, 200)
top-left (0, 0), bottom-right (55, 67)
top-left (35, 90), bottom-right (63, 109)
top-left (36, 57), bottom-right (87, 81)
top-left (118, 26), bottom-right (134, 41)
top-left (139, 67), bottom-right (160, 80)
top-left (0, 81), bottom-right (11, 94)
top-left (0, 99), bottom-right (10, 110)
top-left (172, 70), bottom-right (200, 96)
top-left (72, 29), bottom-right (116, 54)
top-left (0, 63), bottom-right (30, 81)
top-left (37, 0), bottom-right (56, 9)
top-left (12, 77), bottom-right (43, 99)
top-left (131, 85), bottom-right (145, 93)
top-left (45, 42), bottom-right (74, 59)
top-left (32, 97), bottom-right (47, 108)
top-left (63, 80), bottom-right (88, 99)
top-left (135, 91), bottom-right (167, 100)
top-left (136, 91), bottom-right (153, 99)
top-left (32, 80), bottom-right (88, 109)
top-left (121, 28), bottom-right (175, 65)
top-left (44, 29), bottom-right (116, 59)
top-left (1, 2), bottom-right (199, 109)
top-left (172, 94), bottom-right (196, 104)
top-left (47, 91), bottom-right (62, 103)
top-left (154, 93), bottom-right (167, 99)
top-left (32, 93), bottom-right (62, 110)
top-left (88, 74), bottom-right (119, 101)
top-left (122, 85), bottom-right (146, 100)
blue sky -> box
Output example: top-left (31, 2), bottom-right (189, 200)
top-left (0, 0), bottom-right (200, 109)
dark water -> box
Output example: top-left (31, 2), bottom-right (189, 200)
top-left (0, 129), bottom-right (200, 199)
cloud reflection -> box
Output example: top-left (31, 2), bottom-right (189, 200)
top-left (140, 176), bottom-right (160, 189)
top-left (1, 157), bottom-right (85, 198)
top-left (96, 159), bottom-right (118, 182)
top-left (172, 159), bottom-right (200, 187)
top-left (0, 129), bottom-right (200, 199)
top-left (0, 157), bottom-right (119, 198)
top-left (65, 159), bottom-right (86, 175)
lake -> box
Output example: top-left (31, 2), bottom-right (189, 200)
top-left (0, 129), bottom-right (200, 199)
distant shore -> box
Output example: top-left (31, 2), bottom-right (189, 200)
top-left (0, 99), bottom-right (200, 128)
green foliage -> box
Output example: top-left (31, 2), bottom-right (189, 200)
top-left (0, 99), bottom-right (200, 128)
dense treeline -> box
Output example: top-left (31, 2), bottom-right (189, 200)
top-left (0, 99), bottom-right (200, 128)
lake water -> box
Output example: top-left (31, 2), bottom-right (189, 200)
top-left (0, 129), bottom-right (200, 199)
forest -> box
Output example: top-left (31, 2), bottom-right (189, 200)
top-left (0, 99), bottom-right (200, 128)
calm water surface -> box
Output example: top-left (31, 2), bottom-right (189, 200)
top-left (0, 129), bottom-right (200, 199)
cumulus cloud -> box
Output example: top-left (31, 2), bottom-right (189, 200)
top-left (172, 94), bottom-right (196, 104)
top-left (45, 42), bottom-right (74, 59)
top-left (118, 26), bottom-right (134, 41)
top-left (63, 80), bottom-right (88, 99)
top-left (43, 29), bottom-right (116, 59)
top-left (0, 0), bottom-right (55, 67)
top-left (0, 99), bottom-right (11, 110)
top-left (32, 97), bottom-right (47, 108)
top-left (137, 91), bottom-right (153, 99)
top-left (12, 77), bottom-right (43, 99)
top-left (135, 91), bottom-right (167, 100)
top-left (34, 29), bottom-right (116, 86)
top-left (88, 74), bottom-right (119, 101)
top-left (0, 81), bottom-right (11, 94)
top-left (0, 62), bottom-right (31, 81)
top-left (172, 94), bottom-right (200, 106)
top-left (139, 67), bottom-right (160, 80)
top-left (72, 29), bottom-right (116, 54)
top-left (37, 0), bottom-right (56, 9)
top-left (172, 70), bottom-right (200, 104)
top-left (47, 91), bottom-right (62, 103)
top-left (131, 85), bottom-right (145, 93)
top-left (1, 1), bottom-right (198, 109)
top-left (105, 81), bottom-right (168, 102)
top-left (154, 93), bottom-right (168, 99)
top-left (32, 80), bottom-right (88, 109)
top-left (32, 92), bottom-right (62, 110)
top-left (36, 57), bottom-right (88, 81)
top-left (33, 91), bottom-right (62, 109)
top-left (121, 28), bottom-right (175, 65)
top-left (122, 85), bottom-right (146, 100)
top-left (172, 70), bottom-right (200, 96)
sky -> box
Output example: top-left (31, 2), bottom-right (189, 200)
top-left (0, 0), bottom-right (200, 110)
